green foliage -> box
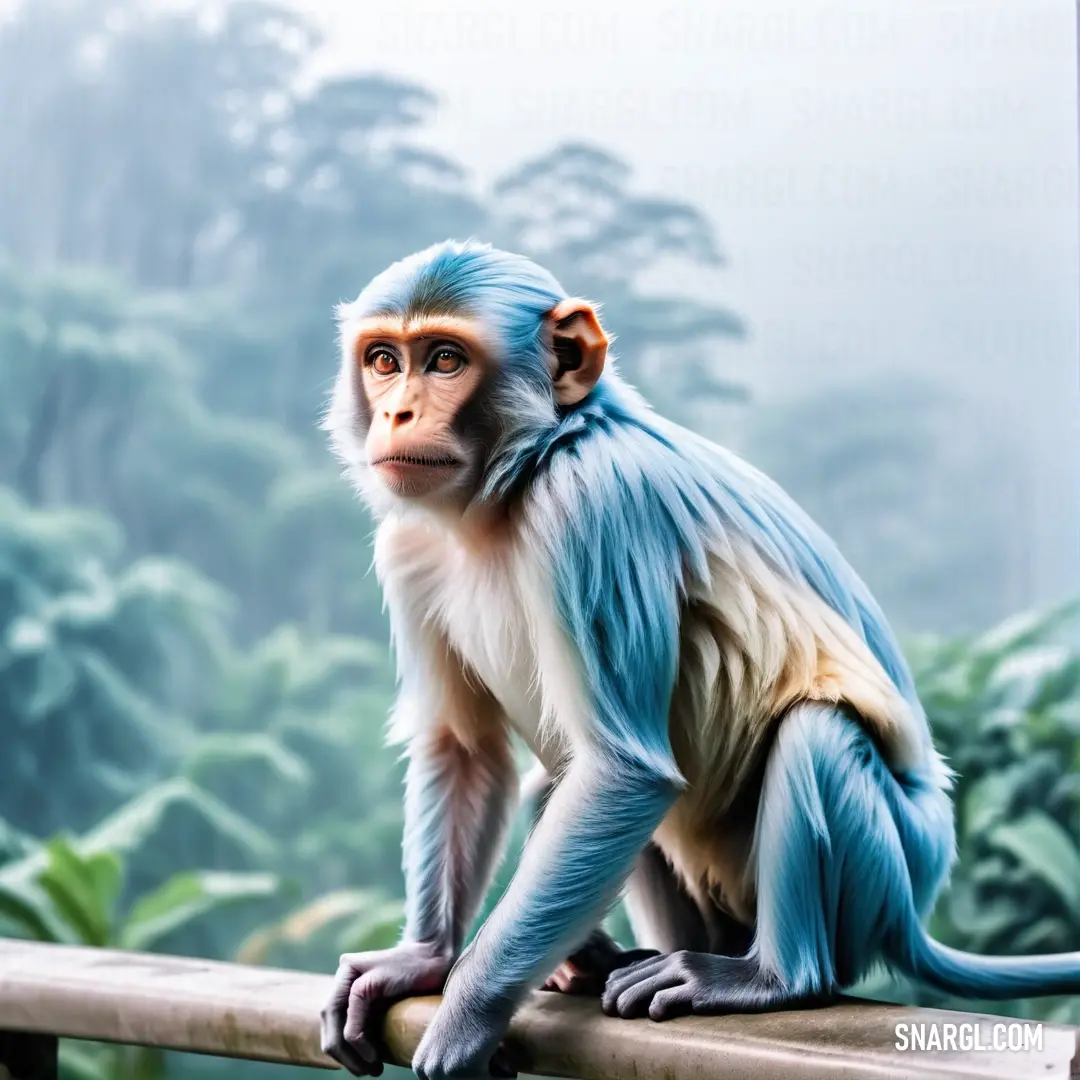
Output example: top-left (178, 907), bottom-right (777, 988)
top-left (0, 784), bottom-right (288, 1077)
top-left (0, 781), bottom-right (280, 950)
top-left (0, 782), bottom-right (284, 1080)
top-left (121, 870), bottom-right (278, 953)
top-left (0, 256), bottom-right (372, 645)
top-left (191, 624), bottom-right (402, 895)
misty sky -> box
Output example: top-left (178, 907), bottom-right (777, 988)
top-left (298, 0), bottom-right (1079, 608)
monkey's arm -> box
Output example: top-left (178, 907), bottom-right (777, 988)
top-left (521, 764), bottom-right (659, 996)
top-left (401, 723), bottom-right (518, 955)
top-left (411, 753), bottom-right (677, 1078)
top-left (386, 577), bottom-right (521, 957)
top-left (321, 646), bottom-right (518, 1076)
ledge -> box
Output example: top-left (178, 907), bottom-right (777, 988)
top-left (0, 940), bottom-right (1076, 1079)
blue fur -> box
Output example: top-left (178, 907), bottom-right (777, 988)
top-left (464, 763), bottom-right (677, 1002)
top-left (756, 702), bottom-right (1080, 1000)
top-left (753, 702), bottom-right (954, 996)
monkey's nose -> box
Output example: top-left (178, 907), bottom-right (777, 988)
top-left (387, 408), bottom-right (415, 429)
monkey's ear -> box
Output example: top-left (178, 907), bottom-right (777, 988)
top-left (547, 299), bottom-right (608, 407)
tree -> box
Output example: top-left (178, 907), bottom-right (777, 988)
top-left (0, 0), bottom-right (315, 289)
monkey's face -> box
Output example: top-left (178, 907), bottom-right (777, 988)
top-left (331, 275), bottom-right (610, 517)
top-left (348, 316), bottom-right (494, 507)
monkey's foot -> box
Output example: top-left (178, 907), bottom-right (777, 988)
top-left (542, 930), bottom-right (659, 996)
top-left (600, 950), bottom-right (809, 1020)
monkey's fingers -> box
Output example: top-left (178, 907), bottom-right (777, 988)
top-left (342, 980), bottom-right (385, 1075)
top-left (606, 970), bottom-right (685, 1019)
top-left (601, 954), bottom-right (674, 1017)
top-left (321, 979), bottom-right (381, 1076)
top-left (648, 984), bottom-right (697, 1022)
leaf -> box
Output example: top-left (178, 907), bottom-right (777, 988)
top-left (1030, 656), bottom-right (1080, 712)
top-left (1041, 702), bottom-right (1080, 736)
top-left (58, 1043), bottom-right (113, 1080)
top-left (962, 766), bottom-right (1029, 837)
top-left (960, 901), bottom-right (1029, 949)
top-left (119, 870), bottom-right (279, 952)
top-left (941, 879), bottom-right (1028, 948)
top-left (987, 811), bottom-right (1080, 913)
top-left (986, 647), bottom-right (1077, 711)
top-left (974, 707), bottom-right (1026, 738)
top-left (81, 778), bottom-right (276, 861)
top-left (36, 837), bottom-right (122, 947)
top-left (1010, 916), bottom-right (1072, 954)
top-left (0, 877), bottom-right (68, 942)
top-left (968, 601), bottom-right (1080, 676)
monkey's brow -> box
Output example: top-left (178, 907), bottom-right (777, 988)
top-left (356, 325), bottom-right (473, 343)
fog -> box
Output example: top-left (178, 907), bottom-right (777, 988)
top-left (306, 0), bottom-right (1080, 614)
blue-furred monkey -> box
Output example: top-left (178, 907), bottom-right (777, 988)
top-left (320, 241), bottom-right (1080, 1080)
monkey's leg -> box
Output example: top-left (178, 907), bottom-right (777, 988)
top-left (322, 723), bottom-right (518, 1075)
top-left (624, 842), bottom-right (710, 953)
top-left (603, 701), bottom-right (948, 1021)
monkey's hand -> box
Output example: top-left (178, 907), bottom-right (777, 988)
top-left (411, 966), bottom-right (518, 1080)
top-left (320, 941), bottom-right (453, 1076)
top-left (542, 929), bottom-right (660, 996)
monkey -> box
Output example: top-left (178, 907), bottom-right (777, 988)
top-left (318, 240), bottom-right (1080, 1080)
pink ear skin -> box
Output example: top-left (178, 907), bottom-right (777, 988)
top-left (548, 298), bottom-right (608, 407)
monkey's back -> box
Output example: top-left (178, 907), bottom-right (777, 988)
top-left (641, 414), bottom-right (951, 924)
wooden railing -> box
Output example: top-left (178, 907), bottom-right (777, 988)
top-left (0, 940), bottom-right (1076, 1079)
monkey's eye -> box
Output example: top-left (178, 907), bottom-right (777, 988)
top-left (428, 346), bottom-right (466, 375)
top-left (368, 349), bottom-right (399, 376)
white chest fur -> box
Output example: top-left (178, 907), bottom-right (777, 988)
top-left (374, 515), bottom-right (556, 763)
top-left (437, 541), bottom-right (539, 731)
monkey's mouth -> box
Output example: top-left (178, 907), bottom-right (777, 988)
top-left (371, 452), bottom-right (462, 469)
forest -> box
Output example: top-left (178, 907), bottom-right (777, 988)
top-left (1, 2), bottom-right (1078, 1078)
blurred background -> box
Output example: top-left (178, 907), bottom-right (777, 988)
top-left (0, 1), bottom-right (1077, 1077)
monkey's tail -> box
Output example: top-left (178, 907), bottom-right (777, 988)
top-left (892, 921), bottom-right (1080, 999)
